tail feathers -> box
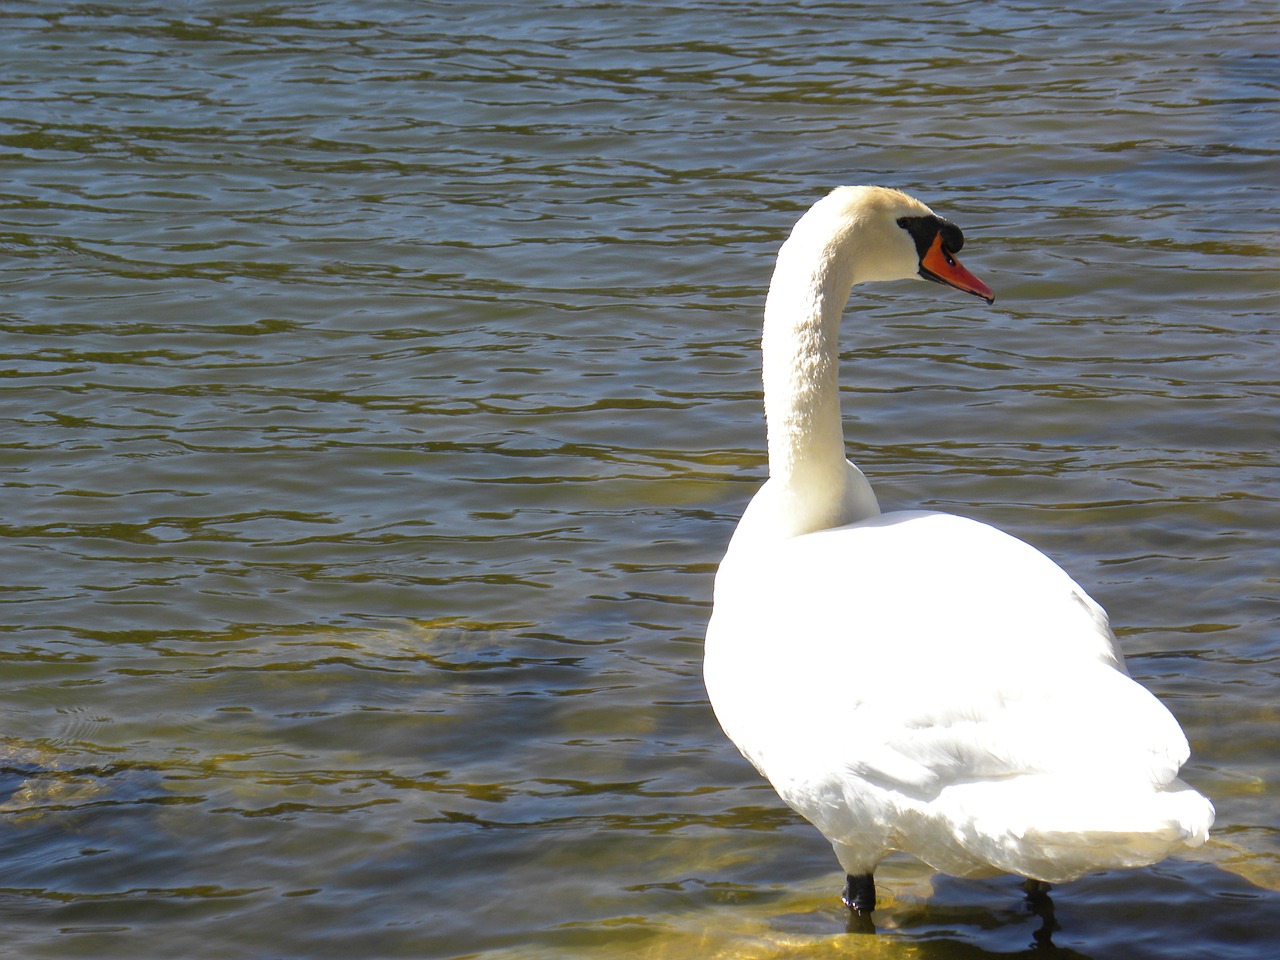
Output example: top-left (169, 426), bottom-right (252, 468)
top-left (930, 775), bottom-right (1214, 883)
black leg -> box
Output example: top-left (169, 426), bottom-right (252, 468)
top-left (842, 872), bottom-right (876, 914)
top-left (1021, 878), bottom-right (1052, 901)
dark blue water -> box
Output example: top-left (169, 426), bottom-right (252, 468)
top-left (1, 2), bottom-right (1277, 957)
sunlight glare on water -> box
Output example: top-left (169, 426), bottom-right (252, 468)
top-left (0, 1), bottom-right (1277, 958)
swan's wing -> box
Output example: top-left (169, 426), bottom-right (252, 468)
top-left (705, 510), bottom-right (1189, 801)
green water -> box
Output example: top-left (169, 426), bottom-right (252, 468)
top-left (1, 2), bottom-right (1277, 957)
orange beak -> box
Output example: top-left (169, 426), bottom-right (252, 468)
top-left (921, 233), bottom-right (995, 304)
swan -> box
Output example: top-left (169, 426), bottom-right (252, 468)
top-left (702, 186), bottom-right (1214, 916)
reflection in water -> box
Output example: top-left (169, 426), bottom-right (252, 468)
top-left (839, 880), bottom-right (1062, 951)
top-left (1022, 881), bottom-right (1059, 950)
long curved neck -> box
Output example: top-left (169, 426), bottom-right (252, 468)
top-left (761, 212), bottom-right (879, 537)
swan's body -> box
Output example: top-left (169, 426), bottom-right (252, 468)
top-left (703, 186), bottom-right (1213, 913)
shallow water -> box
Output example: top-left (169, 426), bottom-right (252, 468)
top-left (1, 1), bottom-right (1277, 957)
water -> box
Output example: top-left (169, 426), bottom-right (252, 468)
top-left (1, 1), bottom-right (1277, 957)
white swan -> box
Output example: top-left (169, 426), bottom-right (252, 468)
top-left (703, 186), bottom-right (1214, 915)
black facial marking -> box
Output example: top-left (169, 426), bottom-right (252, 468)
top-left (896, 216), bottom-right (935, 260)
top-left (896, 215), bottom-right (966, 259)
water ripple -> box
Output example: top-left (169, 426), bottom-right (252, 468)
top-left (1, 1), bottom-right (1278, 957)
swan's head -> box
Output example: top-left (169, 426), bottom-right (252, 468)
top-left (794, 185), bottom-right (995, 304)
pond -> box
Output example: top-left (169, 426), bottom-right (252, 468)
top-left (1, 1), bottom-right (1277, 957)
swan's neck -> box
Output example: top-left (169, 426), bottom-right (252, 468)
top-left (761, 218), bottom-right (880, 537)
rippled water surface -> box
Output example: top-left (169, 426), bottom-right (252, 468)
top-left (2, 2), bottom-right (1278, 957)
